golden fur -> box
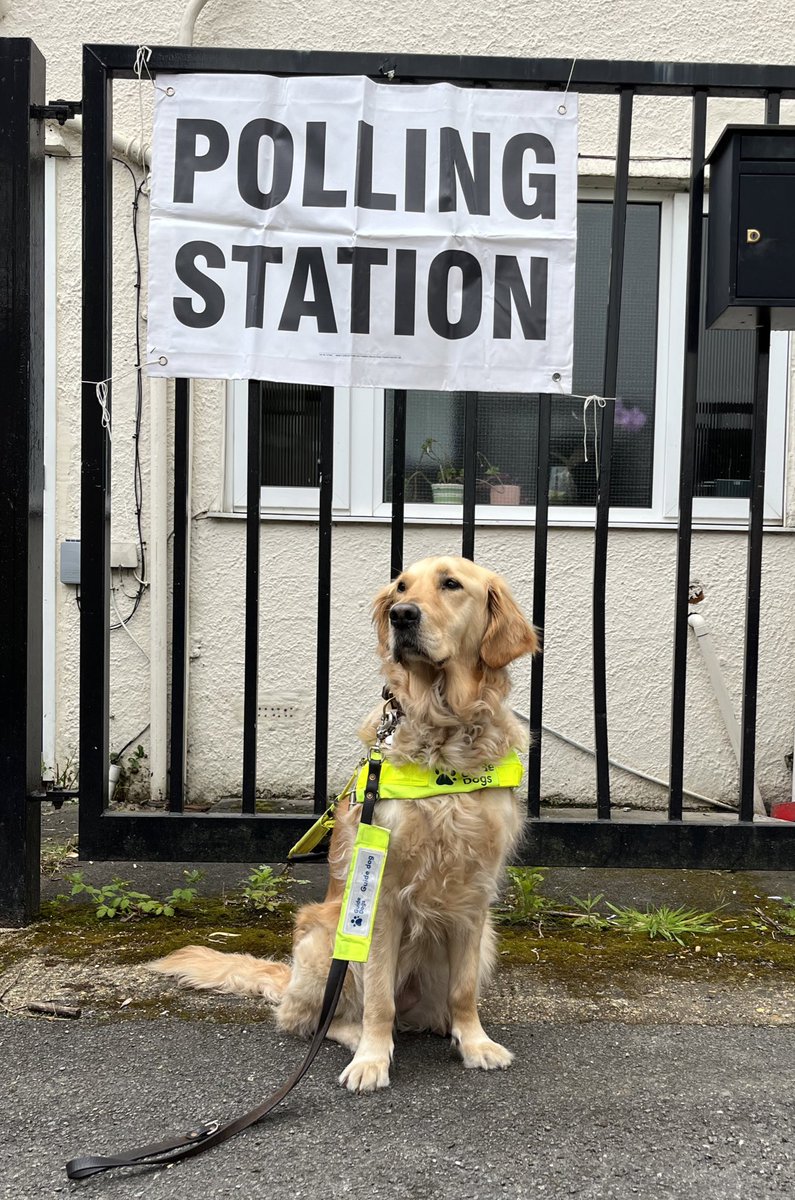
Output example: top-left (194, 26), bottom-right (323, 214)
top-left (150, 556), bottom-right (538, 1092)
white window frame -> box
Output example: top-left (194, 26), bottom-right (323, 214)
top-left (230, 384), bottom-right (351, 514)
top-left (227, 188), bottom-right (789, 527)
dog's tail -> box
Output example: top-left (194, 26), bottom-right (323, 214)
top-left (148, 945), bottom-right (291, 1001)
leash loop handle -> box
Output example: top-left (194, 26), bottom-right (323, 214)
top-left (65, 751), bottom-right (384, 1181)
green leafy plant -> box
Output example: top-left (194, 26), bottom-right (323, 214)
top-left (48, 754), bottom-right (79, 791)
top-left (569, 893), bottom-right (611, 930)
top-left (239, 866), bottom-right (308, 912)
top-left (500, 867), bottom-right (549, 924)
top-left (605, 902), bottom-right (722, 945)
top-left (408, 438), bottom-right (465, 487)
top-left (110, 743), bottom-right (149, 804)
top-left (59, 869), bottom-right (203, 920)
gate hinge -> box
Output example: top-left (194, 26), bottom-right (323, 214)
top-left (28, 788), bottom-right (79, 810)
top-left (31, 99), bottom-right (83, 126)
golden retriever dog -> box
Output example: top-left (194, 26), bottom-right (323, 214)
top-left (151, 556), bottom-right (537, 1092)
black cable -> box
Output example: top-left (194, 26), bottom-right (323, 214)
top-left (108, 166), bottom-right (149, 631)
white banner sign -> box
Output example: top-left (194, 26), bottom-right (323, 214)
top-left (147, 74), bottom-right (577, 392)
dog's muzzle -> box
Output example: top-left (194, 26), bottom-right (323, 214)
top-left (389, 602), bottom-right (423, 661)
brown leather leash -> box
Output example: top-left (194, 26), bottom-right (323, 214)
top-left (65, 754), bottom-right (384, 1181)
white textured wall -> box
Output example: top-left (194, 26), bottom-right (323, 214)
top-left (4, 0), bottom-right (795, 809)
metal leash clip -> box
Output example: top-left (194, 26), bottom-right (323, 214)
top-left (376, 686), bottom-right (403, 746)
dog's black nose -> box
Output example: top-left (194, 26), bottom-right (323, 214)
top-left (389, 602), bottom-right (421, 629)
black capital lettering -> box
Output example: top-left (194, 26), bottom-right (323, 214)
top-left (427, 250), bottom-right (482, 340)
top-left (231, 245), bottom-right (284, 328)
top-left (237, 118), bottom-right (294, 210)
top-left (502, 133), bottom-right (556, 220)
top-left (404, 129), bottom-right (427, 213)
top-left (438, 129), bottom-right (490, 215)
top-left (173, 120), bottom-right (229, 203)
top-left (336, 247), bottom-right (389, 334)
top-left (173, 241), bottom-right (225, 328)
top-left (303, 123), bottom-right (347, 207)
top-left (278, 247), bottom-right (337, 333)
top-left (493, 255), bottom-right (548, 340)
top-left (355, 122), bottom-right (397, 210)
top-left (394, 249), bottom-right (417, 335)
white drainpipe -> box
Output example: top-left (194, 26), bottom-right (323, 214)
top-left (687, 612), bottom-right (766, 817)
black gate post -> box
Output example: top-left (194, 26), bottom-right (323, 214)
top-left (0, 39), bottom-right (46, 923)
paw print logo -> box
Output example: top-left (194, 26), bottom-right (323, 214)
top-left (434, 768), bottom-right (457, 787)
top-left (350, 914), bottom-right (364, 928)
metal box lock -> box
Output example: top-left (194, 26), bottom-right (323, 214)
top-left (706, 124), bottom-right (795, 330)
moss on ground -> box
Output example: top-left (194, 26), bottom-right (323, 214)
top-left (3, 896), bottom-right (794, 987)
top-left (0, 897), bottom-right (294, 974)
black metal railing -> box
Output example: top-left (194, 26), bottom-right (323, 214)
top-left (74, 45), bottom-right (795, 870)
top-left (6, 41), bottom-right (795, 925)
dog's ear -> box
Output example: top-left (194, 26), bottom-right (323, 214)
top-left (480, 575), bottom-right (538, 669)
top-left (371, 583), bottom-right (394, 656)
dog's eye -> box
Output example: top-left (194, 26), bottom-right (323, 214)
top-left (395, 580), bottom-right (406, 593)
top-left (442, 578), bottom-right (462, 591)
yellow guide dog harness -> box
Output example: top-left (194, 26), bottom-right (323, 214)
top-left (289, 747), bottom-right (524, 963)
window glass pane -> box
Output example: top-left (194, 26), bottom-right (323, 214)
top-left (384, 201), bottom-right (661, 507)
top-left (694, 221), bottom-right (756, 499)
top-left (259, 382), bottom-right (322, 488)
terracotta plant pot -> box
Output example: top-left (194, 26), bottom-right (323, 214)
top-left (431, 482), bottom-right (464, 504)
top-left (488, 484), bottom-right (521, 505)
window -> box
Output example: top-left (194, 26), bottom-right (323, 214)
top-left (228, 190), bottom-right (788, 525)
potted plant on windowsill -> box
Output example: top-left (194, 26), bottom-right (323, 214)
top-left (478, 455), bottom-right (521, 506)
top-left (411, 438), bottom-right (465, 503)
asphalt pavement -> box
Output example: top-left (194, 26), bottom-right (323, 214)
top-left (3, 1017), bottom-right (794, 1200)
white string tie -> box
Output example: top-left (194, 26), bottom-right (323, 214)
top-left (95, 380), bottom-right (112, 442)
top-left (581, 394), bottom-right (607, 467)
top-left (83, 359), bottom-right (166, 443)
top-left (133, 44), bottom-right (153, 81)
top-left (558, 58), bottom-right (577, 114)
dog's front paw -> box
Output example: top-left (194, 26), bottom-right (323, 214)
top-left (339, 1055), bottom-right (391, 1093)
top-left (457, 1037), bottom-right (514, 1071)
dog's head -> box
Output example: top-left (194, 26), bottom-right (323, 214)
top-left (372, 556), bottom-right (538, 672)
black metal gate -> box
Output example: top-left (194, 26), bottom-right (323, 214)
top-left (4, 40), bottom-right (795, 923)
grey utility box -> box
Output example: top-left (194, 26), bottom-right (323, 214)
top-left (706, 124), bottom-right (795, 331)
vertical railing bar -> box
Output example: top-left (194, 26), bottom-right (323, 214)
top-left (739, 317), bottom-right (770, 821)
top-left (461, 392), bottom-right (478, 561)
top-left (739, 93), bottom-right (780, 821)
top-left (390, 389), bottom-right (407, 579)
top-left (528, 394), bottom-right (551, 819)
top-left (668, 89), bottom-right (708, 822)
top-left (592, 87), bottom-right (633, 821)
top-left (168, 379), bottom-right (190, 812)
top-left (313, 388), bottom-right (334, 815)
top-left (241, 380), bottom-right (262, 815)
top-left (0, 39), bottom-right (45, 922)
top-left (79, 46), bottom-right (112, 838)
